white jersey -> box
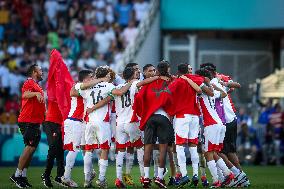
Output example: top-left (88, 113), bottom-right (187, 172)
top-left (114, 81), bottom-right (139, 124)
top-left (223, 80), bottom-right (237, 123)
top-left (199, 90), bottom-right (223, 127)
top-left (78, 82), bottom-right (115, 123)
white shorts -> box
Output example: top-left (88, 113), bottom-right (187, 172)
top-left (116, 122), bottom-right (143, 149)
top-left (63, 119), bottom-right (85, 151)
top-left (174, 114), bottom-right (199, 145)
top-left (203, 124), bottom-right (223, 152)
top-left (219, 124), bottom-right (226, 149)
top-left (110, 113), bottom-right (116, 140)
top-left (85, 120), bottom-right (111, 150)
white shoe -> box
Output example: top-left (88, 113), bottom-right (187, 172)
top-left (84, 170), bottom-right (96, 188)
top-left (61, 176), bottom-right (78, 188)
top-left (96, 179), bottom-right (108, 188)
top-left (229, 171), bottom-right (247, 187)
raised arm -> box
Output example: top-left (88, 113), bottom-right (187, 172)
top-left (79, 78), bottom-right (107, 90)
top-left (180, 75), bottom-right (202, 94)
top-left (136, 76), bottom-right (159, 88)
top-left (212, 84), bottom-right (227, 98)
top-left (86, 96), bottom-right (112, 114)
top-left (223, 81), bottom-right (241, 89)
top-left (111, 82), bottom-right (133, 96)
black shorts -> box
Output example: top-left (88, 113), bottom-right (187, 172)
top-left (221, 119), bottom-right (237, 154)
top-left (144, 114), bottom-right (174, 144)
top-left (18, 122), bottom-right (41, 147)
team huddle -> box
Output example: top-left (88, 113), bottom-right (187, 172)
top-left (10, 60), bottom-right (250, 189)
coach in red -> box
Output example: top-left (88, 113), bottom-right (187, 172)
top-left (10, 64), bottom-right (45, 188)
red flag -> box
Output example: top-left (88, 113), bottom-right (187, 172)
top-left (132, 79), bottom-right (175, 131)
top-left (47, 49), bottom-right (74, 122)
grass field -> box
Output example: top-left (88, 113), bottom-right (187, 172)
top-left (0, 165), bottom-right (284, 188)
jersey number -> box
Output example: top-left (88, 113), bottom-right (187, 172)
top-left (121, 90), bottom-right (131, 108)
top-left (90, 90), bottom-right (103, 105)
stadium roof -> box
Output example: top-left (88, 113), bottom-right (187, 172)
top-left (260, 69), bottom-right (284, 98)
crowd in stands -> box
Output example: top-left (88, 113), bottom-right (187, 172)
top-left (0, 0), bottom-right (150, 124)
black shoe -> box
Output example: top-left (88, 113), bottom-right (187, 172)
top-left (54, 176), bottom-right (67, 187)
top-left (10, 175), bottom-right (26, 188)
top-left (23, 177), bottom-right (32, 187)
top-left (168, 177), bottom-right (176, 186)
top-left (41, 173), bottom-right (53, 188)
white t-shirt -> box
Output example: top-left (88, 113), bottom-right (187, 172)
top-left (7, 45), bottom-right (24, 56)
top-left (122, 27), bottom-right (138, 45)
top-left (222, 81), bottom-right (237, 123)
top-left (77, 58), bottom-right (97, 70)
top-left (8, 73), bottom-right (26, 95)
top-left (94, 32), bottom-right (113, 54)
top-left (78, 82), bottom-right (115, 123)
top-left (44, 0), bottom-right (59, 19)
top-left (133, 1), bottom-right (149, 21)
top-left (114, 81), bottom-right (139, 124)
top-left (0, 65), bottom-right (10, 88)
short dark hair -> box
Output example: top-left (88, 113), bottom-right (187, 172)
top-left (200, 63), bottom-right (216, 72)
top-left (95, 67), bottom-right (109, 78)
top-left (78, 70), bottom-right (93, 82)
top-left (195, 68), bottom-right (212, 80)
top-left (177, 63), bottom-right (189, 74)
top-left (125, 62), bottom-right (138, 68)
top-left (27, 64), bottom-right (38, 77)
top-left (143, 64), bottom-right (154, 72)
top-left (123, 67), bottom-right (135, 80)
top-left (157, 60), bottom-right (170, 77)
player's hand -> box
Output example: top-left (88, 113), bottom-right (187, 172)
top-left (35, 92), bottom-right (44, 103)
top-left (86, 107), bottom-right (95, 114)
top-left (180, 75), bottom-right (191, 82)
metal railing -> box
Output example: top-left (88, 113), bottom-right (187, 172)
top-left (113, 0), bottom-right (160, 73)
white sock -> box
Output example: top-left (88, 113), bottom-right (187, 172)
top-left (158, 167), bottom-right (164, 179)
top-left (173, 152), bottom-right (180, 173)
top-left (230, 166), bottom-right (240, 175)
top-left (189, 147), bottom-right (199, 176)
top-left (207, 160), bottom-right (218, 183)
top-left (137, 148), bottom-right (145, 177)
top-left (84, 152), bottom-right (93, 182)
top-left (64, 151), bottom-right (78, 179)
top-left (217, 166), bottom-right (225, 182)
top-left (22, 168), bottom-right (27, 177)
top-left (153, 150), bottom-right (159, 177)
top-left (15, 168), bottom-right (22, 177)
top-left (216, 158), bottom-right (231, 176)
top-left (176, 145), bottom-right (187, 177)
top-left (126, 153), bottom-right (134, 174)
top-left (144, 167), bottom-right (150, 178)
top-left (99, 159), bottom-right (108, 181)
top-left (116, 151), bottom-right (126, 180)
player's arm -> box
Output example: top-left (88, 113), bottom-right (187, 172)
top-left (180, 75), bottom-right (202, 94)
top-left (79, 78), bottom-right (107, 90)
top-left (70, 86), bottom-right (79, 97)
top-left (111, 82), bottom-right (133, 96)
top-left (212, 84), bottom-right (227, 98)
top-left (23, 91), bottom-right (44, 102)
top-left (86, 96), bottom-right (112, 114)
top-left (136, 76), bottom-right (159, 88)
top-left (223, 81), bottom-right (241, 89)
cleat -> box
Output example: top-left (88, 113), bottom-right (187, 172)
top-left (221, 172), bottom-right (234, 187)
top-left (115, 178), bottom-right (126, 188)
top-left (177, 175), bottom-right (190, 188)
top-left (189, 174), bottom-right (199, 187)
top-left (237, 177), bottom-right (250, 187)
top-left (96, 179), bottom-right (108, 188)
top-left (54, 176), bottom-right (68, 187)
top-left (23, 177), bottom-right (32, 188)
top-left (140, 176), bottom-right (144, 184)
top-left (84, 170), bottom-right (96, 188)
top-left (142, 177), bottom-right (152, 188)
top-left (61, 176), bottom-right (78, 188)
top-left (123, 173), bottom-right (134, 185)
top-left (154, 177), bottom-right (167, 188)
top-left (201, 175), bottom-right (209, 187)
top-left (210, 180), bottom-right (221, 188)
top-left (41, 173), bottom-right (53, 188)
top-left (175, 173), bottom-right (182, 183)
top-left (229, 171), bottom-right (246, 187)
top-left (168, 177), bottom-right (176, 186)
top-left (10, 175), bottom-right (26, 188)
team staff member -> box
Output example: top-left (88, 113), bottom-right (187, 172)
top-left (10, 64), bottom-right (45, 188)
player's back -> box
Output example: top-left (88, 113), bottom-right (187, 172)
top-left (114, 81), bottom-right (139, 124)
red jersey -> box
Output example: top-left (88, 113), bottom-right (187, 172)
top-left (68, 96), bottom-right (85, 121)
top-left (18, 78), bottom-right (45, 124)
top-left (169, 76), bottom-right (203, 117)
top-left (45, 101), bottom-right (63, 125)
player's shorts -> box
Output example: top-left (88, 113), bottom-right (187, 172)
top-left (203, 124), bottom-right (222, 152)
top-left (110, 113), bottom-right (116, 142)
top-left (63, 118), bottom-right (85, 151)
top-left (85, 120), bottom-right (111, 150)
top-left (116, 122), bottom-right (143, 149)
top-left (144, 114), bottom-right (174, 145)
top-left (219, 124), bottom-right (226, 151)
top-left (18, 122), bottom-right (41, 147)
top-left (221, 119), bottom-right (237, 154)
top-left (174, 114), bottom-right (199, 145)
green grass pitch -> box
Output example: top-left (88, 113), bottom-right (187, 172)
top-left (0, 165), bottom-right (283, 188)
